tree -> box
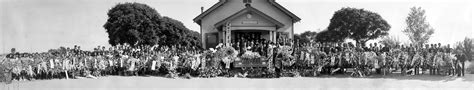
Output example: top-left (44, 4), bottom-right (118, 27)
top-left (103, 2), bottom-right (162, 46)
top-left (325, 7), bottom-right (391, 46)
top-left (294, 31), bottom-right (318, 45)
top-left (293, 34), bottom-right (302, 44)
top-left (315, 29), bottom-right (345, 43)
top-left (403, 7), bottom-right (435, 46)
top-left (157, 17), bottom-right (201, 48)
top-left (454, 38), bottom-right (473, 62)
top-left (378, 36), bottom-right (401, 48)
top-left (103, 3), bottom-right (202, 48)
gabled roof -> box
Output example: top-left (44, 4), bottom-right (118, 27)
top-left (267, 0), bottom-right (301, 22)
top-left (193, 0), bottom-right (301, 25)
top-left (193, 0), bottom-right (227, 25)
top-left (214, 5), bottom-right (285, 28)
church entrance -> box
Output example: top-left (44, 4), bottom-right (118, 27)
top-left (230, 30), bottom-right (272, 51)
top-left (232, 30), bottom-right (270, 44)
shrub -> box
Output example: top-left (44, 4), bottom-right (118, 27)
top-left (466, 61), bottom-right (473, 74)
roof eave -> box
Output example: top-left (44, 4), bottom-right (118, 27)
top-left (268, 0), bottom-right (301, 22)
top-left (193, 0), bottom-right (227, 25)
top-left (194, 0), bottom-right (302, 25)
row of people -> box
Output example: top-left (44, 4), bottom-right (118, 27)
top-left (1, 41), bottom-right (467, 83)
top-left (292, 42), bottom-right (467, 77)
top-left (2, 44), bottom-right (203, 82)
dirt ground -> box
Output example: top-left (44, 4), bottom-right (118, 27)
top-left (1, 74), bottom-right (473, 90)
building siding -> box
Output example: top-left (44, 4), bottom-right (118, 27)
top-left (199, 0), bottom-right (295, 48)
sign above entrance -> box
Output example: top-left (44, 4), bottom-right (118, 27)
top-left (242, 20), bottom-right (258, 24)
top-left (214, 6), bottom-right (284, 28)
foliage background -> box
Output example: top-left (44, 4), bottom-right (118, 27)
top-left (103, 2), bottom-right (201, 48)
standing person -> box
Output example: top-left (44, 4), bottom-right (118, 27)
top-left (457, 53), bottom-right (466, 76)
top-left (420, 44), bottom-right (431, 74)
top-left (272, 42), bottom-right (282, 77)
top-left (400, 46), bottom-right (409, 76)
top-left (426, 45), bottom-right (435, 75)
top-left (432, 44), bottom-right (439, 75)
top-left (241, 41), bottom-right (247, 55)
top-left (236, 42), bottom-right (241, 54)
top-left (266, 42), bottom-right (275, 76)
top-left (171, 53), bottom-right (179, 78)
top-left (454, 54), bottom-right (460, 77)
top-left (390, 45), bottom-right (401, 75)
top-left (444, 44), bottom-right (452, 76)
top-left (379, 52), bottom-right (387, 76)
top-left (405, 45), bottom-right (412, 75)
top-left (435, 47), bottom-right (445, 75)
top-left (413, 46), bottom-right (423, 75)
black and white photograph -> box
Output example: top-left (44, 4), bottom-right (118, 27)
top-left (1, 0), bottom-right (473, 89)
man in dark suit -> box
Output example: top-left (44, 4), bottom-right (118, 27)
top-left (456, 53), bottom-right (466, 76)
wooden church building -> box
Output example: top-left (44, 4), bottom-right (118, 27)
top-left (194, 0), bottom-right (301, 49)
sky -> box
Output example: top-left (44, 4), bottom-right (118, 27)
top-left (1, 0), bottom-right (473, 54)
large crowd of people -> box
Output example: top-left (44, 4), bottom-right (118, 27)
top-left (0, 44), bottom-right (203, 83)
top-left (292, 42), bottom-right (468, 77)
top-left (0, 40), bottom-right (468, 83)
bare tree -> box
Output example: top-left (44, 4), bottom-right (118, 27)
top-left (403, 7), bottom-right (435, 46)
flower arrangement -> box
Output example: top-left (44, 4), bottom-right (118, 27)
top-left (277, 46), bottom-right (295, 67)
top-left (240, 51), bottom-right (261, 60)
top-left (190, 54), bottom-right (201, 70)
top-left (127, 57), bottom-right (139, 72)
top-left (200, 50), bottom-right (215, 68)
top-left (277, 46), bottom-right (293, 56)
top-left (443, 53), bottom-right (455, 68)
top-left (201, 50), bottom-right (214, 60)
top-left (220, 46), bottom-right (238, 58)
top-left (401, 52), bottom-right (410, 66)
top-left (424, 53), bottom-right (434, 67)
top-left (98, 57), bottom-right (107, 71)
top-left (365, 52), bottom-right (377, 67)
top-left (0, 57), bottom-right (14, 83)
top-left (11, 59), bottom-right (22, 75)
top-left (135, 56), bottom-right (149, 74)
top-left (281, 54), bottom-right (296, 66)
top-left (177, 52), bottom-right (194, 70)
top-left (201, 46), bottom-right (237, 69)
top-left (411, 52), bottom-right (423, 67)
top-left (434, 52), bottom-right (445, 67)
top-left (198, 67), bottom-right (222, 78)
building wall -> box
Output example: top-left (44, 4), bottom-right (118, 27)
top-left (251, 0), bottom-right (293, 36)
top-left (229, 11), bottom-right (275, 27)
top-left (200, 0), bottom-right (294, 48)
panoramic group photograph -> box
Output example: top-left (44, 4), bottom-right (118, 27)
top-left (1, 0), bottom-right (473, 89)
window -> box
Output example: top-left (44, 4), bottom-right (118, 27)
top-left (243, 0), bottom-right (252, 4)
top-left (205, 33), bottom-right (218, 49)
